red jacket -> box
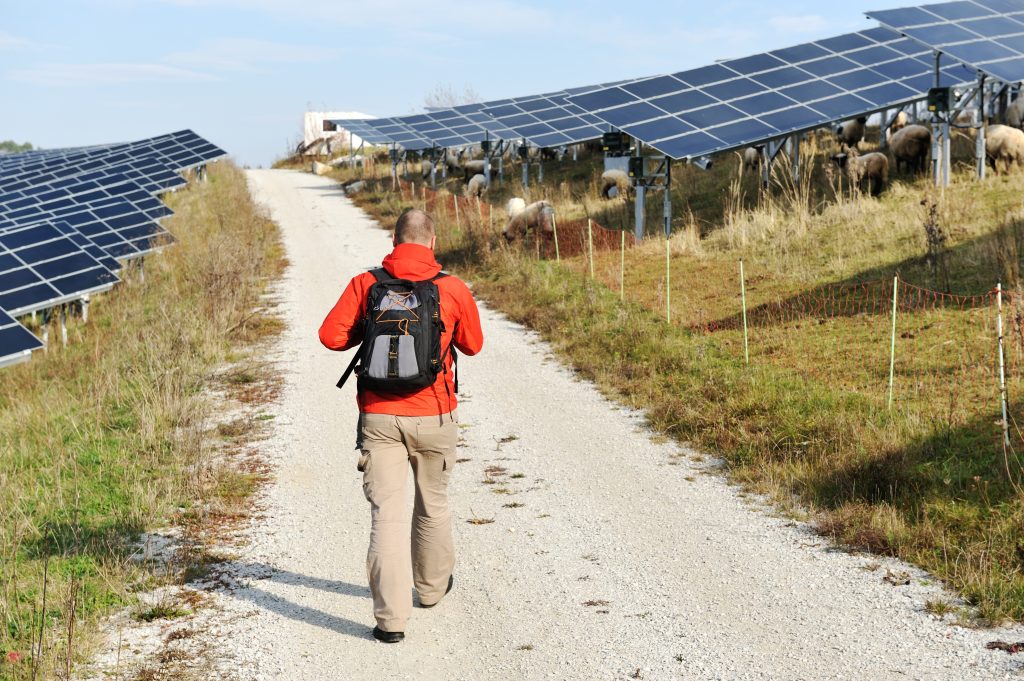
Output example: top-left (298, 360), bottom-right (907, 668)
top-left (318, 243), bottom-right (484, 416)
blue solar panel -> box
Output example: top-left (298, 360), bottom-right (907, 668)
top-left (567, 26), bottom-right (975, 160)
top-left (0, 131), bottom-right (225, 191)
top-left (480, 81), bottom-right (646, 148)
top-left (0, 174), bottom-right (172, 232)
top-left (0, 307), bottom-right (42, 368)
top-left (0, 223), bottom-right (119, 316)
top-left (868, 1), bottom-right (1024, 83)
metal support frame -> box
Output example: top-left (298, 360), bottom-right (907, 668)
top-left (931, 52), bottom-right (943, 187)
top-left (429, 145), bottom-right (438, 189)
top-left (789, 134), bottom-right (802, 183)
top-left (390, 142), bottom-right (399, 189)
top-left (976, 72), bottom-right (987, 180)
top-left (631, 149), bottom-right (673, 241)
top-left (80, 295), bottom-right (90, 324)
top-left (761, 138), bottom-right (787, 188)
top-left (633, 142), bottom-right (645, 241)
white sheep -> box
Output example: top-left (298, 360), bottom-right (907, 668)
top-left (503, 198), bottom-right (554, 241)
top-left (465, 173), bottom-right (488, 198)
top-left (889, 124), bottom-right (931, 174)
top-left (830, 150), bottom-right (888, 196)
top-left (885, 111), bottom-right (909, 141)
top-left (835, 116), bottom-right (867, 150)
top-left (600, 169), bottom-right (631, 199)
top-left (742, 145), bottom-right (764, 171)
top-left (461, 159), bottom-right (488, 180)
top-left (986, 124), bottom-right (1024, 173)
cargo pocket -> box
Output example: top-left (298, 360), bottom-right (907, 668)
top-left (357, 451), bottom-right (370, 473)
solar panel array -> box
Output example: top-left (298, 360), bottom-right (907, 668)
top-left (481, 81), bottom-right (640, 148)
top-left (0, 129), bottom-right (226, 369)
top-left (868, 0), bottom-right (1024, 84)
top-left (566, 26), bottom-right (975, 161)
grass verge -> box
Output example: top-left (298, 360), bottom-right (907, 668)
top-left (0, 161), bottom-right (285, 679)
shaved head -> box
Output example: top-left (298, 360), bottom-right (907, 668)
top-left (394, 209), bottom-right (435, 246)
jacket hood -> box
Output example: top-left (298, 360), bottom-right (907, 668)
top-left (381, 243), bottom-right (442, 280)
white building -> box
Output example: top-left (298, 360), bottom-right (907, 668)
top-left (302, 111), bottom-right (374, 154)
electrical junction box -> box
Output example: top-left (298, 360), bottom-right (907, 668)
top-left (628, 156), bottom-right (645, 179)
top-left (480, 139), bottom-right (492, 153)
top-left (518, 144), bottom-right (530, 160)
top-left (603, 131), bottom-right (627, 153)
top-left (927, 86), bottom-right (955, 112)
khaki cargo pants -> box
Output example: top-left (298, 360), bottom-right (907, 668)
top-left (357, 410), bottom-right (458, 632)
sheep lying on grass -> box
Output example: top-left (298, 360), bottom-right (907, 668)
top-left (830, 150), bottom-right (888, 196)
top-left (986, 124), bottom-right (1024, 173)
top-left (600, 169), bottom-right (631, 199)
top-left (889, 124), bottom-right (931, 174)
top-left (465, 173), bottom-right (488, 198)
top-left (503, 197), bottom-right (554, 242)
top-left (835, 116), bottom-right (867, 150)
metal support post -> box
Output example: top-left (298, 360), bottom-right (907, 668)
top-left (943, 117), bottom-right (952, 187)
top-left (60, 306), bottom-right (68, 348)
top-left (41, 309), bottom-right (50, 350)
top-left (662, 159), bottom-right (672, 238)
top-left (139, 258), bottom-right (146, 285)
top-left (81, 295), bottom-right (90, 324)
top-left (998, 283), bottom-right (1011, 447)
top-left (977, 73), bottom-right (987, 180)
top-left (483, 132), bottom-right (492, 186)
top-left (538, 161), bottom-right (544, 184)
top-left (880, 108), bottom-right (891, 149)
top-left (932, 51), bottom-right (943, 186)
top-left (634, 182), bottom-right (646, 241)
top-left (790, 134), bottom-right (801, 183)
top-left (497, 154), bottom-right (504, 183)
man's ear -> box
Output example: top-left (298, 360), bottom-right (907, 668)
top-left (430, 235), bottom-right (437, 250)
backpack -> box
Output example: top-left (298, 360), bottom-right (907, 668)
top-left (336, 268), bottom-right (456, 394)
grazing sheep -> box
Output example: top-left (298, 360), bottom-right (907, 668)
top-left (1007, 97), bottom-right (1024, 130)
top-left (889, 124), bottom-right (931, 174)
top-left (600, 169), bottom-right (631, 199)
top-left (742, 145), bottom-right (764, 171)
top-left (986, 124), bottom-right (1024, 173)
top-left (830, 150), bottom-right (888, 196)
top-left (886, 111), bottom-right (909, 141)
top-left (835, 116), bottom-right (868, 150)
top-left (465, 173), bottom-right (488, 198)
top-left (461, 159), bottom-right (488, 180)
top-left (503, 198), bottom-right (555, 241)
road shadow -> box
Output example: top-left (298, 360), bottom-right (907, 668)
top-left (228, 583), bottom-right (373, 641)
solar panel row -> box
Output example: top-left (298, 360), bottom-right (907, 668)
top-left (566, 26), bottom-right (975, 161)
top-left (0, 129), bottom-right (226, 368)
top-left (869, 0), bottom-right (1024, 84)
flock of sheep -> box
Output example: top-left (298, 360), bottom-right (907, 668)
top-left (807, 109), bottom-right (1024, 196)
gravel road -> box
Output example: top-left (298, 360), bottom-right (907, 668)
top-left (206, 168), bottom-right (1024, 680)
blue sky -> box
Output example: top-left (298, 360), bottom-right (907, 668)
top-left (3, 0), bottom-right (915, 167)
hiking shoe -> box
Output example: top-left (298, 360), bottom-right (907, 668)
top-left (419, 574), bottom-right (454, 608)
top-left (372, 626), bottom-right (404, 643)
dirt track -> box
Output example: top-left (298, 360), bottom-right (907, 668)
top-left (187, 169), bottom-right (1024, 680)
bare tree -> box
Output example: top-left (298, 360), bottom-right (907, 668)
top-left (424, 83), bottom-right (481, 109)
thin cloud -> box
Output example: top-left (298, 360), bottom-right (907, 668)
top-left (156, 0), bottom-right (552, 33)
top-left (0, 32), bottom-right (31, 50)
top-left (164, 38), bottom-right (340, 71)
top-left (8, 62), bottom-right (217, 86)
top-left (768, 15), bottom-right (828, 34)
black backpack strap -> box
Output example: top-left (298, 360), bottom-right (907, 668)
top-left (336, 351), bottom-right (360, 389)
top-left (370, 267), bottom-right (390, 282)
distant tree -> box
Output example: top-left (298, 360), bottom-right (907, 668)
top-left (0, 140), bottom-right (33, 153)
top-left (423, 83), bottom-right (480, 109)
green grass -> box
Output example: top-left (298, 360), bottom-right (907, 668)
top-left (329, 131), bottom-right (1024, 623)
top-left (0, 161), bottom-right (284, 679)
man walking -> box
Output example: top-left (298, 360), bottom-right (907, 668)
top-left (318, 209), bottom-right (483, 643)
